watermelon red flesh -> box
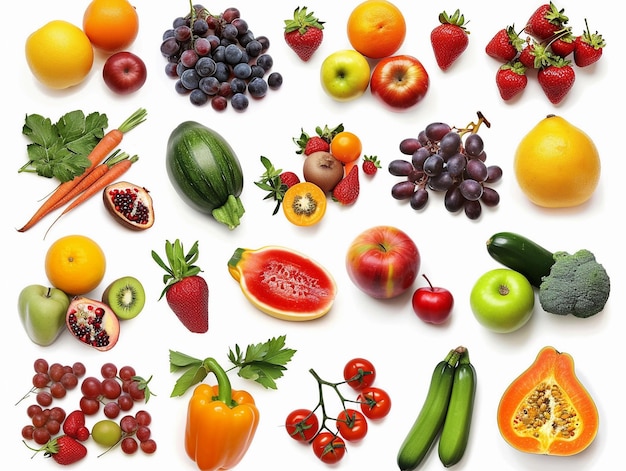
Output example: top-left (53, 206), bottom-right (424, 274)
top-left (228, 246), bottom-right (337, 321)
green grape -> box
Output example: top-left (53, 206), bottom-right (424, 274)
top-left (92, 419), bottom-right (123, 447)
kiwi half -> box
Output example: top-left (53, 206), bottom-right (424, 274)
top-left (102, 276), bottom-right (146, 320)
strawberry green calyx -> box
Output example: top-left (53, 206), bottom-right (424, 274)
top-left (255, 156), bottom-right (289, 215)
top-left (438, 9), bottom-right (469, 33)
top-left (151, 239), bottom-right (202, 300)
top-left (284, 6), bottom-right (325, 34)
top-left (543, 2), bottom-right (569, 27)
top-left (580, 19), bottom-right (606, 49)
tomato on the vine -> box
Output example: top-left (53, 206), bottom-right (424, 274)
top-left (343, 358), bottom-right (376, 390)
top-left (357, 386), bottom-right (392, 419)
top-left (336, 408), bottom-right (368, 441)
top-left (312, 432), bottom-right (346, 464)
top-left (285, 408), bottom-right (319, 442)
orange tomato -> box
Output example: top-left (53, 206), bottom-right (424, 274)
top-left (83, 0), bottom-right (139, 53)
top-left (330, 131), bottom-right (362, 164)
top-left (514, 115), bottom-right (600, 208)
top-left (45, 235), bottom-right (106, 295)
top-left (283, 182), bottom-right (327, 226)
top-left (347, 0), bottom-right (406, 59)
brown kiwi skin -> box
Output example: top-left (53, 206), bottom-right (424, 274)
top-left (303, 151), bottom-right (344, 193)
top-left (102, 276), bottom-right (145, 320)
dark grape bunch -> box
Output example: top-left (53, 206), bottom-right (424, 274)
top-left (389, 113), bottom-right (503, 220)
top-left (160, 4), bottom-right (283, 111)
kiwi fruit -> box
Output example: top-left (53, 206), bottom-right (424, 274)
top-left (102, 276), bottom-right (146, 320)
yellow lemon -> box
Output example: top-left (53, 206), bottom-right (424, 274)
top-left (25, 20), bottom-right (94, 89)
top-left (514, 115), bottom-right (600, 208)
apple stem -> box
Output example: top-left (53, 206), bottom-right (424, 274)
top-left (422, 274), bottom-right (434, 290)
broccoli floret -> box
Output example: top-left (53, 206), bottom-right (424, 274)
top-left (538, 249), bottom-right (610, 318)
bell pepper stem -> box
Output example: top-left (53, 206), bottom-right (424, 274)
top-left (203, 357), bottom-right (233, 405)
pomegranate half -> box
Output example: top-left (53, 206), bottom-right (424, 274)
top-left (66, 296), bottom-right (120, 351)
top-left (103, 181), bottom-right (154, 230)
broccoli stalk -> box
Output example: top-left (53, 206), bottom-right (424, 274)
top-left (538, 249), bottom-right (610, 318)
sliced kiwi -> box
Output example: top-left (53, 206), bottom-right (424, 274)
top-left (102, 276), bottom-right (146, 320)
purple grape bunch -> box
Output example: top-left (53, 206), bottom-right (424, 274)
top-left (389, 114), bottom-right (503, 220)
top-left (160, 5), bottom-right (283, 111)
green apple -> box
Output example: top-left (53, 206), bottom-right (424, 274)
top-left (320, 49), bottom-right (371, 101)
top-left (18, 284), bottom-right (70, 346)
top-left (469, 268), bottom-right (534, 333)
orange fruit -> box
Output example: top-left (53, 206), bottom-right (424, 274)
top-left (25, 20), bottom-right (94, 89)
top-left (347, 0), bottom-right (406, 59)
top-left (83, 0), bottom-right (139, 53)
top-left (514, 115), bottom-right (600, 208)
top-left (330, 131), bottom-right (363, 164)
top-left (283, 182), bottom-right (327, 226)
top-left (45, 235), bottom-right (106, 295)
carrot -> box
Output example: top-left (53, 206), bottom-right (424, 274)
top-left (18, 108), bottom-right (147, 232)
top-left (48, 150), bottom-right (130, 213)
top-left (44, 155), bottom-right (139, 238)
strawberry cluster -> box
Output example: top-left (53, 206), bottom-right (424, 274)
top-left (486, 2), bottom-right (606, 104)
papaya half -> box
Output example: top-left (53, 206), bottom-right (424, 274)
top-left (497, 346), bottom-right (598, 456)
top-left (227, 246), bottom-right (337, 321)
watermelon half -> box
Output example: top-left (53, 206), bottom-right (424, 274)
top-left (227, 246), bottom-right (337, 321)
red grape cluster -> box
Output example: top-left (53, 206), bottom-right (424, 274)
top-left (19, 358), bottom-right (157, 458)
top-left (79, 362), bottom-right (153, 418)
top-left (117, 410), bottom-right (156, 455)
top-left (389, 113), bottom-right (503, 220)
top-left (285, 358), bottom-right (392, 464)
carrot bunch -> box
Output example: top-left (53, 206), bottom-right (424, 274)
top-left (18, 108), bottom-right (147, 233)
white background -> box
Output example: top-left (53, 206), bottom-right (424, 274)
top-left (3, 1), bottom-right (622, 470)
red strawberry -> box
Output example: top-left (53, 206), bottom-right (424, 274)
top-left (284, 7), bottom-right (324, 61)
top-left (431, 9), bottom-right (469, 71)
top-left (280, 171), bottom-right (301, 188)
top-left (537, 59), bottom-right (575, 104)
top-left (519, 41), bottom-right (550, 69)
top-left (26, 435), bottom-right (88, 465)
top-left (62, 410), bottom-right (89, 441)
top-left (362, 155), bottom-right (381, 176)
top-left (332, 165), bottom-right (359, 205)
top-left (549, 31), bottom-right (575, 58)
top-left (524, 2), bottom-right (569, 41)
top-left (304, 136), bottom-right (330, 155)
top-left (485, 26), bottom-right (523, 62)
top-left (495, 62), bottom-right (528, 101)
top-left (293, 124), bottom-right (343, 155)
top-left (152, 239), bottom-right (209, 333)
top-left (573, 20), bottom-right (605, 67)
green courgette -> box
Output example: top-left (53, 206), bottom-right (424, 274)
top-left (438, 347), bottom-right (477, 468)
top-left (397, 348), bottom-right (461, 471)
top-left (486, 232), bottom-right (555, 287)
top-left (166, 121), bottom-right (245, 229)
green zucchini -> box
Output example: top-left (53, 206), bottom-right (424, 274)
top-left (166, 121), bottom-right (244, 229)
top-left (397, 348), bottom-right (460, 471)
top-left (486, 232), bottom-right (555, 287)
top-left (438, 348), bottom-right (477, 468)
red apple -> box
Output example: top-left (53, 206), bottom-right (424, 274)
top-left (412, 274), bottom-right (454, 324)
top-left (346, 225), bottom-right (420, 299)
top-left (102, 51), bottom-right (147, 94)
top-left (370, 55), bottom-right (429, 110)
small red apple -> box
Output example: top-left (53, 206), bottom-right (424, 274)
top-left (102, 51), bottom-right (147, 95)
top-left (412, 274), bottom-right (454, 324)
top-left (346, 225), bottom-right (420, 299)
top-left (370, 55), bottom-right (429, 110)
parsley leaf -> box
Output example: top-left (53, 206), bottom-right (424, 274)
top-left (169, 335), bottom-right (296, 397)
top-left (228, 335), bottom-right (297, 390)
top-left (20, 110), bottom-right (108, 182)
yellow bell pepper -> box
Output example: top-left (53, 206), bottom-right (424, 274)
top-left (185, 358), bottom-right (260, 471)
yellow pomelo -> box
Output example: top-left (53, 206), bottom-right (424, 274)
top-left (514, 115), bottom-right (600, 208)
top-left (25, 20), bottom-right (94, 89)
